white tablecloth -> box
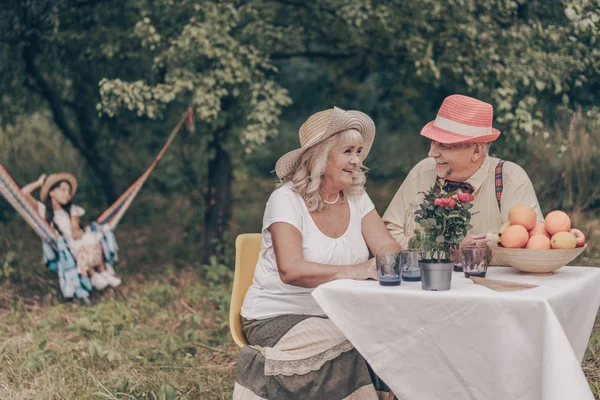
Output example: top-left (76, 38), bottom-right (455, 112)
top-left (312, 266), bottom-right (600, 400)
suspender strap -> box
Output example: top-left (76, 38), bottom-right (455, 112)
top-left (495, 160), bottom-right (505, 211)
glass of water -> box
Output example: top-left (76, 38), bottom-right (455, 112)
top-left (400, 250), bottom-right (421, 281)
top-left (461, 246), bottom-right (491, 278)
top-left (376, 253), bottom-right (401, 286)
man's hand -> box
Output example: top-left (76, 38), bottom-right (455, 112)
top-left (452, 234), bottom-right (492, 265)
top-left (460, 233), bottom-right (488, 248)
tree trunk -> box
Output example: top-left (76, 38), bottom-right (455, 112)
top-left (73, 85), bottom-right (119, 204)
top-left (202, 139), bottom-right (233, 265)
top-left (82, 148), bottom-right (119, 204)
top-left (22, 42), bottom-right (118, 204)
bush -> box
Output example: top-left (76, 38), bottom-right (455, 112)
top-left (526, 109), bottom-right (600, 212)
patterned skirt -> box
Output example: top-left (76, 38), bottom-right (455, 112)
top-left (233, 315), bottom-right (391, 400)
top-left (72, 230), bottom-right (104, 276)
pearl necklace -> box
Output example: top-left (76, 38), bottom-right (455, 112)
top-left (323, 192), bottom-right (340, 205)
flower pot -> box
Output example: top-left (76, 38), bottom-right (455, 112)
top-left (419, 261), bottom-right (453, 291)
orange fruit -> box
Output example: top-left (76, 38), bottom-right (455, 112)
top-left (499, 221), bottom-right (510, 235)
top-left (501, 225), bottom-right (529, 248)
top-left (528, 222), bottom-right (550, 238)
top-left (508, 205), bottom-right (537, 230)
top-left (551, 232), bottom-right (577, 249)
top-left (545, 211), bottom-right (571, 236)
top-left (526, 234), bottom-right (552, 249)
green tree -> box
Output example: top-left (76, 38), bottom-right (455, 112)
top-left (256, 0), bottom-right (600, 144)
top-left (3, 0), bottom-right (599, 265)
top-left (0, 0), bottom-right (148, 202)
top-left (98, 1), bottom-right (291, 263)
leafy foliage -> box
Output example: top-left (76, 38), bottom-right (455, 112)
top-left (3, 0), bottom-right (600, 263)
top-left (527, 109), bottom-right (600, 211)
top-left (97, 2), bottom-right (292, 152)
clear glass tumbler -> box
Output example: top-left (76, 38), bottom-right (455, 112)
top-left (377, 253), bottom-right (401, 286)
top-left (400, 250), bottom-right (421, 281)
top-left (460, 246), bottom-right (491, 278)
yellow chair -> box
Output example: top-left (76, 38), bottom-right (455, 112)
top-left (229, 233), bottom-right (262, 348)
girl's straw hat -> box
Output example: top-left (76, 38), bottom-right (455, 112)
top-left (40, 173), bottom-right (78, 202)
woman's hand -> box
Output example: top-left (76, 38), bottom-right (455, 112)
top-left (358, 258), bottom-right (377, 280)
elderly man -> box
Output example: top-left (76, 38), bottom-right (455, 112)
top-left (383, 94), bottom-right (543, 249)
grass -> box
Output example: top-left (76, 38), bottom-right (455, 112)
top-left (585, 314), bottom-right (600, 399)
top-left (0, 271), bottom-right (237, 399)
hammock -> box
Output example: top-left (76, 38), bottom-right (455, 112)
top-left (0, 108), bottom-right (194, 249)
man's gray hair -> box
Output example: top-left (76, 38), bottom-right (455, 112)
top-left (452, 142), bottom-right (491, 155)
top-left (482, 142), bottom-right (491, 155)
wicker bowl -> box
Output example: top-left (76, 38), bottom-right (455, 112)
top-left (489, 242), bottom-right (587, 275)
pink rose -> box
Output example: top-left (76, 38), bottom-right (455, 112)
top-left (457, 193), bottom-right (474, 203)
top-left (434, 197), bottom-right (456, 208)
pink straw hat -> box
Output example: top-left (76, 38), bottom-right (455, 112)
top-left (420, 95), bottom-right (501, 144)
top-left (275, 107), bottom-right (375, 179)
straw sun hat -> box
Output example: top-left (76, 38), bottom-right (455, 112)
top-left (420, 94), bottom-right (501, 144)
top-left (275, 107), bottom-right (376, 179)
top-left (40, 173), bottom-right (78, 202)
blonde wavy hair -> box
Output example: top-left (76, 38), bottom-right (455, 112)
top-left (279, 129), bottom-right (368, 212)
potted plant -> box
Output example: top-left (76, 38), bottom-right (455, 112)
top-left (411, 180), bottom-right (475, 291)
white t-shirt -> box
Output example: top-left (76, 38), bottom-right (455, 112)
top-left (37, 201), bottom-right (87, 249)
top-left (241, 182), bottom-right (375, 320)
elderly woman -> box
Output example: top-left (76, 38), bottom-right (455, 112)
top-left (233, 107), bottom-right (401, 400)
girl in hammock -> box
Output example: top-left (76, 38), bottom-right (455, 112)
top-left (22, 173), bottom-right (121, 290)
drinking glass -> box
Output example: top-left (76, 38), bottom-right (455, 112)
top-left (460, 246), bottom-right (491, 278)
top-left (452, 247), bottom-right (463, 272)
top-left (377, 253), bottom-right (401, 286)
top-left (400, 250), bottom-right (421, 281)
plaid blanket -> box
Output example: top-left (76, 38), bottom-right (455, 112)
top-left (43, 222), bottom-right (119, 299)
